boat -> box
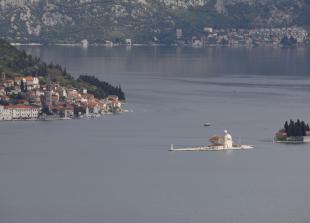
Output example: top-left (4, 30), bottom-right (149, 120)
top-left (169, 130), bottom-right (253, 152)
top-left (203, 123), bottom-right (212, 127)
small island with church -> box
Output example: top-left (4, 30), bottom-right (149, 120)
top-left (0, 39), bottom-right (126, 121)
top-left (274, 120), bottom-right (310, 144)
top-left (170, 130), bottom-right (253, 152)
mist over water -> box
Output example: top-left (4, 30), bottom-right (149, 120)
top-left (1, 46), bottom-right (310, 223)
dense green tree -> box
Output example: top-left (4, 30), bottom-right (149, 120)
top-left (78, 75), bottom-right (126, 100)
top-left (301, 121), bottom-right (307, 136)
top-left (74, 106), bottom-right (86, 117)
top-left (20, 81), bottom-right (25, 92)
top-left (0, 99), bottom-right (9, 106)
top-left (284, 120), bottom-right (309, 137)
top-left (281, 36), bottom-right (297, 47)
top-left (41, 106), bottom-right (52, 115)
top-left (284, 121), bottom-right (289, 133)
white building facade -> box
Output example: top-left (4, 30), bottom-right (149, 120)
top-left (0, 105), bottom-right (40, 120)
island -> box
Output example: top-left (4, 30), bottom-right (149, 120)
top-left (0, 39), bottom-right (126, 121)
top-left (170, 130), bottom-right (253, 151)
top-left (274, 120), bottom-right (310, 144)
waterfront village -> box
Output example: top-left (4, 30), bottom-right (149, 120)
top-left (178, 26), bottom-right (310, 47)
top-left (0, 75), bottom-right (124, 121)
top-left (78, 26), bottom-right (309, 47)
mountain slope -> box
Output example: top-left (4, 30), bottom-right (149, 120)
top-left (0, 0), bottom-right (309, 43)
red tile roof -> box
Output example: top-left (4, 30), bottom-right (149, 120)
top-left (4, 105), bottom-right (38, 109)
top-left (14, 76), bottom-right (24, 81)
top-left (25, 76), bottom-right (34, 81)
top-left (3, 79), bottom-right (14, 84)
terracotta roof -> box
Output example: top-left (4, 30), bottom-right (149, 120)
top-left (14, 76), bottom-right (24, 81)
top-left (209, 136), bottom-right (223, 143)
top-left (25, 76), bottom-right (34, 81)
top-left (4, 105), bottom-right (38, 109)
top-left (210, 136), bottom-right (221, 140)
top-left (16, 100), bottom-right (28, 103)
top-left (3, 79), bottom-right (14, 83)
top-left (108, 95), bottom-right (119, 101)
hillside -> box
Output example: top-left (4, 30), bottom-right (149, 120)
top-left (0, 0), bottom-right (309, 43)
top-left (0, 39), bottom-right (125, 100)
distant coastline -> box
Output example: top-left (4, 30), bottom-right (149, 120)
top-left (10, 42), bottom-right (309, 48)
top-left (9, 26), bottom-right (310, 48)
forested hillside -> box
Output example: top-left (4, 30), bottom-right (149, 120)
top-left (0, 0), bottom-right (309, 43)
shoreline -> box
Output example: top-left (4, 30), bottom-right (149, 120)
top-left (274, 140), bottom-right (310, 144)
top-left (0, 109), bottom-right (129, 123)
top-left (10, 42), bottom-right (310, 48)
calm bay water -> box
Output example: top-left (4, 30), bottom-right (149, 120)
top-left (1, 46), bottom-right (310, 223)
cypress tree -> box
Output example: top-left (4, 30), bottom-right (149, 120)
top-left (296, 119), bottom-right (302, 136)
top-left (284, 121), bottom-right (289, 133)
top-left (288, 120), bottom-right (294, 137)
top-left (20, 80), bottom-right (25, 92)
top-left (301, 121), bottom-right (306, 136)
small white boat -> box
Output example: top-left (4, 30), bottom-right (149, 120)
top-left (169, 130), bottom-right (253, 152)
